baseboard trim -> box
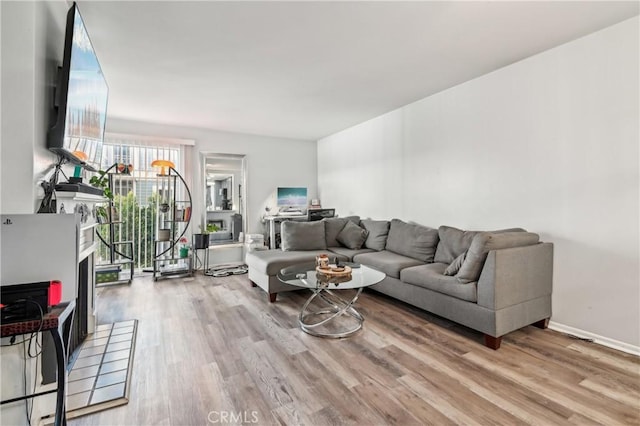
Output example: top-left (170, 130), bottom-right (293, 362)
top-left (548, 321), bottom-right (640, 356)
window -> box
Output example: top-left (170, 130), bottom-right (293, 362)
top-left (96, 134), bottom-right (193, 273)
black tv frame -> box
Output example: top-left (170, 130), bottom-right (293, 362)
top-left (47, 2), bottom-right (108, 173)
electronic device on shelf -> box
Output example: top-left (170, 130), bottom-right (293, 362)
top-left (1, 214), bottom-right (78, 304)
top-left (1, 282), bottom-right (50, 323)
top-left (308, 208), bottom-right (335, 221)
top-left (55, 182), bottom-right (104, 196)
top-left (46, 2), bottom-right (108, 172)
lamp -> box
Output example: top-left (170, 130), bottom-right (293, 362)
top-left (72, 150), bottom-right (88, 161)
top-left (151, 159), bottom-right (175, 176)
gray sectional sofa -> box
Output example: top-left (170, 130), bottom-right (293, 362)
top-left (246, 216), bottom-right (553, 349)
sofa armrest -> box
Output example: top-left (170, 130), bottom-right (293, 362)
top-left (477, 242), bottom-right (553, 310)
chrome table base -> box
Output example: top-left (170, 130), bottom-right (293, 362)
top-left (298, 287), bottom-right (364, 338)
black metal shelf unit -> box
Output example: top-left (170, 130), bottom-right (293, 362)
top-left (95, 172), bottom-right (134, 285)
top-left (152, 166), bottom-right (193, 281)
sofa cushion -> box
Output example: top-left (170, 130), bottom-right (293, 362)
top-left (246, 249), bottom-right (349, 276)
top-left (434, 226), bottom-right (480, 264)
top-left (385, 219), bottom-right (439, 263)
top-left (353, 250), bottom-right (424, 279)
top-left (457, 232), bottom-right (540, 283)
top-left (337, 221), bottom-right (368, 249)
top-left (493, 228), bottom-right (527, 234)
top-left (444, 252), bottom-right (466, 276)
top-left (401, 263), bottom-right (477, 303)
top-left (327, 246), bottom-right (375, 261)
top-left (434, 226), bottom-right (527, 264)
top-left (360, 219), bottom-right (390, 251)
top-left (323, 216), bottom-right (360, 247)
top-left (281, 221), bottom-right (327, 251)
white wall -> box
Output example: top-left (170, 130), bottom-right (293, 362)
top-left (1, 1), bottom-right (70, 423)
top-left (107, 118), bottom-right (318, 241)
top-left (1, 0), bottom-right (70, 214)
top-left (318, 17), bottom-right (640, 348)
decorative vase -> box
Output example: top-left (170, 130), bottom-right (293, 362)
top-left (179, 246), bottom-right (189, 258)
top-left (316, 254), bottom-right (329, 268)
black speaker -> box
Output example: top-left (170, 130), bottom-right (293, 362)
top-left (231, 214), bottom-right (242, 241)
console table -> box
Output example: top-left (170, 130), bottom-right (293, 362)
top-left (0, 301), bottom-right (75, 426)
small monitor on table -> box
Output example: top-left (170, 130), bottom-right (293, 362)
top-left (277, 187), bottom-right (307, 212)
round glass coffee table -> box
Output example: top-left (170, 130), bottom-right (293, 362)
top-left (277, 262), bottom-right (385, 338)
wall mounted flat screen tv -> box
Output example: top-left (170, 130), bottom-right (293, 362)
top-left (277, 187), bottom-right (308, 208)
top-left (47, 2), bottom-right (108, 172)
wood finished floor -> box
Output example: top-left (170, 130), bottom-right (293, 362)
top-left (69, 273), bottom-right (640, 426)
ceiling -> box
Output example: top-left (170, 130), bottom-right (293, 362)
top-left (77, 1), bottom-right (639, 141)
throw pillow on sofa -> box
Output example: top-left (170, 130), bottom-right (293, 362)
top-left (281, 220), bottom-right (327, 251)
top-left (444, 252), bottom-right (466, 276)
top-left (360, 219), bottom-right (390, 251)
top-left (434, 226), bottom-right (480, 265)
top-left (456, 231), bottom-right (540, 283)
top-left (336, 221), bottom-right (369, 249)
top-left (434, 225), bottom-right (528, 264)
top-left (385, 219), bottom-right (439, 263)
top-left (323, 216), bottom-right (360, 247)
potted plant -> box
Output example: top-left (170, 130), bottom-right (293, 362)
top-left (206, 223), bottom-right (221, 233)
top-left (89, 170), bottom-right (114, 222)
top-left (193, 223), bottom-right (220, 249)
top-left (178, 236), bottom-right (190, 258)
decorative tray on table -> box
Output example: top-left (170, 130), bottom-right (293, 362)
top-left (316, 265), bottom-right (352, 284)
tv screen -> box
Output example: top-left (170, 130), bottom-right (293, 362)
top-left (47, 2), bottom-right (108, 172)
top-left (277, 187), bottom-right (307, 207)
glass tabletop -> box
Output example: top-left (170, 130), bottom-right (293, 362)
top-left (278, 262), bottom-right (385, 290)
